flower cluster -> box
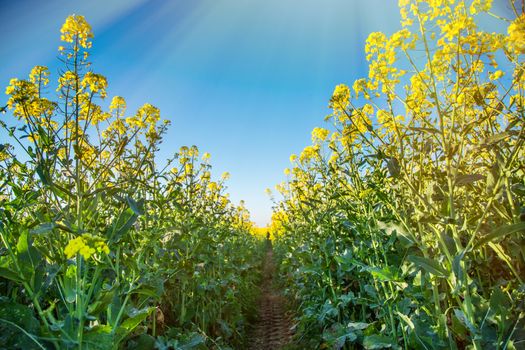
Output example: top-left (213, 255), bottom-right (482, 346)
top-left (508, 14), bottom-right (525, 55)
top-left (64, 234), bottom-right (110, 260)
top-left (60, 14), bottom-right (93, 49)
top-left (81, 72), bottom-right (108, 97)
top-left (311, 127), bottom-right (330, 143)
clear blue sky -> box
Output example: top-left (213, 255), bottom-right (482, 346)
top-left (5, 0), bottom-right (489, 226)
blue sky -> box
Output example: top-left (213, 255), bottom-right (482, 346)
top-left (2, 0), bottom-right (508, 226)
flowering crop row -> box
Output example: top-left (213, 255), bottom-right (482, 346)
top-left (0, 15), bottom-right (262, 349)
top-left (271, 1), bottom-right (525, 349)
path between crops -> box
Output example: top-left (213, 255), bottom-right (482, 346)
top-left (247, 244), bottom-right (293, 350)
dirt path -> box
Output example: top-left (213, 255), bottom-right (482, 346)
top-left (247, 246), bottom-right (292, 350)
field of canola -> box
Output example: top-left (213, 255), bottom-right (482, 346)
top-left (1, 0), bottom-right (524, 349)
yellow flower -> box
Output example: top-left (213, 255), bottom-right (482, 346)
top-left (5, 78), bottom-right (40, 120)
top-left (330, 84), bottom-right (350, 112)
top-left (489, 70), bottom-right (504, 80)
top-left (81, 72), bottom-right (107, 97)
top-left (0, 144), bottom-right (13, 161)
top-left (109, 96), bottom-right (126, 116)
top-left (508, 14), bottom-right (525, 54)
top-left (311, 127), bottom-right (330, 143)
top-left (58, 71), bottom-right (78, 90)
top-left (29, 66), bottom-right (50, 86)
top-left (64, 234), bottom-right (109, 260)
top-left (105, 119), bottom-right (127, 136)
top-left (137, 103), bottom-right (160, 126)
top-left (469, 0), bottom-right (493, 14)
top-left (299, 145), bottom-right (319, 163)
top-left (60, 15), bottom-right (93, 50)
top-left (208, 181), bottom-right (219, 192)
top-left (377, 109), bottom-right (395, 133)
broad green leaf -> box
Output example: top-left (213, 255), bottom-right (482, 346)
top-left (83, 325), bottom-right (113, 350)
top-left (35, 162), bottom-right (51, 186)
top-left (132, 286), bottom-right (162, 299)
top-left (409, 126), bottom-right (441, 134)
top-left (0, 300), bottom-right (41, 349)
top-left (455, 174), bottom-right (485, 186)
top-left (107, 294), bottom-right (122, 326)
top-left (126, 196), bottom-right (144, 216)
top-left (347, 322), bottom-right (369, 331)
top-left (30, 222), bottom-right (56, 235)
top-left (386, 158), bottom-right (400, 178)
top-left (452, 253), bottom-right (465, 293)
top-left (367, 266), bottom-right (399, 282)
top-left (126, 334), bottom-right (156, 350)
top-left (119, 307), bottom-right (155, 332)
top-left (180, 334), bottom-right (206, 350)
top-left (108, 208), bottom-right (138, 243)
top-left (16, 230), bottom-right (41, 274)
top-left (377, 221), bottom-right (415, 247)
top-left (483, 132), bottom-right (512, 145)
top-left (453, 309), bottom-right (478, 337)
top-left (511, 183), bottom-right (525, 196)
top-left (489, 287), bottom-right (510, 314)
top-left (395, 312), bottom-right (414, 330)
top-left (17, 231), bottom-right (29, 254)
top-left (407, 255), bottom-right (448, 278)
top-left (475, 222), bottom-right (525, 248)
top-left (0, 267), bottom-right (25, 283)
top-left (63, 265), bottom-right (77, 303)
top-left (363, 334), bottom-right (397, 349)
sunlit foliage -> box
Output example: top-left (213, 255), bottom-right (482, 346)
top-left (0, 15), bottom-right (261, 349)
top-left (272, 0), bottom-right (525, 348)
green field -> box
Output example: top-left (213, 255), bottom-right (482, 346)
top-left (1, 0), bottom-right (524, 349)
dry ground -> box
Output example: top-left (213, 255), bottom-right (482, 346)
top-left (246, 246), bottom-right (292, 350)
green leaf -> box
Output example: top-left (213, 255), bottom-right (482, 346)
top-left (475, 222), bottom-right (525, 248)
top-left (83, 325), bottom-right (114, 350)
top-left (489, 287), bottom-right (510, 314)
top-left (455, 174), bottom-right (485, 186)
top-left (347, 322), bottom-right (369, 331)
top-left (367, 266), bottom-right (399, 282)
top-left (407, 255), bottom-right (448, 278)
top-left (16, 230), bottom-right (42, 274)
top-left (386, 158), bottom-right (400, 178)
top-left (363, 334), bottom-right (397, 349)
top-left (483, 132), bottom-right (513, 146)
top-left (395, 312), bottom-right (414, 330)
top-left (119, 307), bottom-right (155, 332)
top-left (452, 253), bottom-right (465, 293)
top-left (35, 162), bottom-right (51, 186)
top-left (180, 334), bottom-right (206, 350)
top-left (30, 222), bottom-right (56, 235)
top-left (377, 221), bottom-right (415, 248)
top-left (17, 231), bottom-right (29, 254)
top-left (511, 183), bottom-right (525, 196)
top-left (0, 267), bottom-right (25, 283)
top-left (126, 334), bottom-right (156, 350)
top-left (453, 309), bottom-right (478, 337)
top-left (132, 286), bottom-right (162, 299)
top-left (409, 126), bottom-right (441, 134)
top-left (108, 208), bottom-right (138, 243)
top-left (0, 300), bottom-right (42, 349)
top-left (126, 196), bottom-right (144, 216)
top-left (107, 294), bottom-right (122, 326)
top-left (63, 265), bottom-right (77, 303)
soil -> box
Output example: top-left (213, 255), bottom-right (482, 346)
top-left (246, 245), bottom-right (293, 350)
